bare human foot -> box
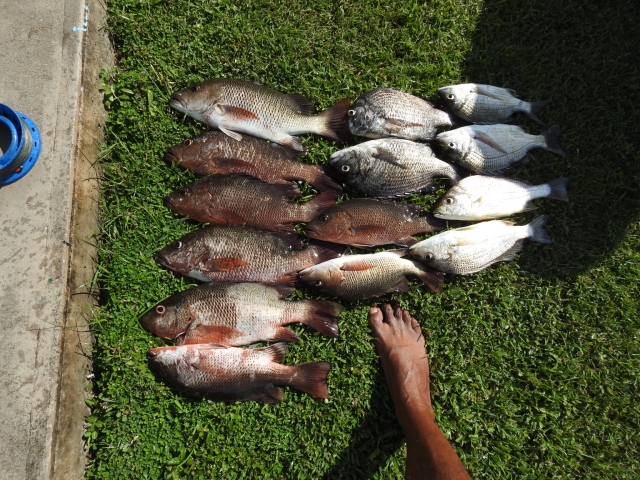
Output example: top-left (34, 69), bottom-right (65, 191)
top-left (369, 304), bottom-right (471, 480)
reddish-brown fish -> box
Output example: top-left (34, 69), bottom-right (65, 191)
top-left (155, 226), bottom-right (343, 286)
top-left (164, 175), bottom-right (336, 233)
top-left (139, 282), bottom-right (342, 346)
top-left (165, 131), bottom-right (340, 192)
top-left (147, 342), bottom-right (330, 403)
top-left (306, 198), bottom-right (445, 247)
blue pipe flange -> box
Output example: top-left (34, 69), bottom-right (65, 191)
top-left (0, 103), bottom-right (42, 187)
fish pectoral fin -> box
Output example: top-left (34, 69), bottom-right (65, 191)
top-left (471, 84), bottom-right (504, 100)
top-left (205, 208), bottom-right (249, 226)
top-left (340, 259), bottom-right (376, 271)
top-left (383, 118), bottom-right (422, 133)
top-left (201, 257), bottom-right (250, 273)
top-left (473, 131), bottom-right (509, 154)
top-left (278, 135), bottom-right (306, 152)
top-left (185, 324), bottom-right (243, 344)
top-left (218, 126), bottom-right (243, 141)
top-left (371, 148), bottom-right (408, 169)
top-left (214, 157), bottom-right (258, 172)
top-left (217, 104), bottom-right (260, 121)
top-left (351, 225), bottom-right (388, 236)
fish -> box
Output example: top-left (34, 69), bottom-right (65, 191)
top-left (169, 78), bottom-right (350, 151)
top-left (164, 175), bottom-right (336, 233)
top-left (348, 87), bottom-right (456, 141)
top-left (408, 216), bottom-right (552, 275)
top-left (435, 124), bottom-right (567, 173)
top-left (437, 83), bottom-right (550, 125)
top-left (298, 250), bottom-right (444, 300)
top-left (154, 226), bottom-right (343, 286)
top-left (147, 342), bottom-right (330, 403)
top-left (329, 139), bottom-right (464, 198)
top-left (164, 131), bottom-right (340, 192)
top-left (139, 282), bottom-right (342, 346)
top-left (306, 198), bottom-right (444, 247)
top-left (434, 176), bottom-right (569, 221)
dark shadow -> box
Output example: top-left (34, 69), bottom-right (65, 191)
top-left (321, 369), bottom-right (405, 480)
top-left (458, 0), bottom-right (640, 279)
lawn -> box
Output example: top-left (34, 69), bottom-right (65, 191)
top-left (88, 0), bottom-right (640, 478)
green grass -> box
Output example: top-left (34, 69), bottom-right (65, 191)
top-left (89, 0), bottom-right (640, 478)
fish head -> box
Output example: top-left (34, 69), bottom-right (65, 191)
top-left (433, 185), bottom-right (474, 220)
top-left (435, 130), bottom-right (468, 162)
top-left (305, 207), bottom-right (353, 243)
top-left (155, 231), bottom-right (210, 276)
top-left (147, 346), bottom-right (182, 378)
top-left (169, 80), bottom-right (224, 124)
top-left (408, 237), bottom-right (451, 269)
top-left (165, 134), bottom-right (222, 172)
top-left (437, 84), bottom-right (475, 112)
top-left (298, 261), bottom-right (345, 291)
top-left (329, 146), bottom-right (368, 183)
top-left (164, 182), bottom-right (210, 218)
top-left (139, 297), bottom-right (194, 341)
top-left (347, 96), bottom-right (378, 137)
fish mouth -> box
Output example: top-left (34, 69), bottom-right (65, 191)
top-left (146, 349), bottom-right (159, 360)
top-left (164, 150), bottom-right (180, 164)
top-left (298, 267), bottom-right (312, 280)
top-left (305, 226), bottom-right (321, 239)
top-left (169, 93), bottom-right (187, 109)
top-left (163, 195), bottom-right (176, 210)
top-left (154, 251), bottom-right (170, 268)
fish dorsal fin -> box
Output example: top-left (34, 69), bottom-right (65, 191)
top-left (340, 259), bottom-right (376, 271)
top-left (473, 131), bottom-right (508, 153)
top-left (201, 257), bottom-right (250, 273)
top-left (271, 231), bottom-right (304, 250)
top-left (219, 126), bottom-right (243, 141)
top-left (287, 94), bottom-right (316, 115)
top-left (371, 147), bottom-right (408, 169)
top-left (262, 342), bottom-right (288, 363)
top-left (272, 285), bottom-right (295, 298)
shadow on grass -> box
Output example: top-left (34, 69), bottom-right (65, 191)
top-left (322, 369), bottom-right (405, 480)
top-left (459, 0), bottom-right (640, 279)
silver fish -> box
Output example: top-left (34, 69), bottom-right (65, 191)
top-left (438, 83), bottom-right (550, 125)
top-left (169, 78), bottom-right (350, 151)
top-left (329, 139), bottom-right (463, 198)
top-left (298, 250), bottom-right (444, 300)
top-left (408, 216), bottom-right (552, 275)
top-left (434, 176), bottom-right (569, 221)
top-left (436, 124), bottom-right (567, 173)
top-left (348, 88), bottom-right (456, 141)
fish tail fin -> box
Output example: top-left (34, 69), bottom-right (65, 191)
top-left (526, 100), bottom-right (551, 125)
top-left (415, 268), bottom-right (445, 294)
top-left (301, 300), bottom-right (343, 338)
top-left (290, 361), bottom-right (331, 398)
top-left (527, 215), bottom-right (553, 244)
top-left (317, 98), bottom-right (352, 143)
top-left (301, 190), bottom-right (337, 221)
top-left (546, 177), bottom-right (569, 201)
top-left (306, 241), bottom-right (347, 263)
top-left (541, 124), bottom-right (568, 156)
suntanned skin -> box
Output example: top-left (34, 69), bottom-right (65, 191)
top-left (368, 304), bottom-right (471, 480)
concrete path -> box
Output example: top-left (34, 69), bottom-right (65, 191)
top-left (0, 0), bottom-right (109, 478)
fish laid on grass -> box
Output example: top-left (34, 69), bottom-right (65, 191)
top-left (147, 343), bottom-right (330, 403)
top-left (299, 250), bottom-right (444, 300)
top-left (139, 282), bottom-right (342, 346)
top-left (164, 131), bottom-right (340, 192)
top-left (329, 139), bottom-right (464, 198)
top-left (408, 216), bottom-right (552, 275)
top-left (165, 175), bottom-right (336, 233)
top-left (169, 78), bottom-right (350, 151)
top-left (155, 226), bottom-right (343, 286)
top-left (436, 124), bottom-right (567, 174)
top-left (434, 176), bottom-right (569, 221)
top-left (348, 87), bottom-right (456, 141)
top-left (306, 198), bottom-right (444, 247)
top-left (437, 83), bottom-right (550, 125)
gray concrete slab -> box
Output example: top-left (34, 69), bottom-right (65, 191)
top-left (0, 0), bottom-right (109, 478)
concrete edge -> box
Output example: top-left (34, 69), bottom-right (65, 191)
top-left (50, 1), bottom-right (112, 478)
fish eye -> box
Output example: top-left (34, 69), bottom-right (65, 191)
top-left (341, 165), bottom-right (350, 172)
top-left (424, 252), bottom-right (434, 261)
top-left (348, 109), bottom-right (356, 117)
top-left (178, 189), bottom-right (187, 196)
top-left (314, 280), bottom-right (323, 287)
top-left (171, 241), bottom-right (183, 249)
top-left (189, 85), bottom-right (201, 92)
top-left (319, 214), bottom-right (329, 221)
top-left (447, 94), bottom-right (455, 100)
top-left (444, 197), bottom-right (454, 205)
top-left (448, 142), bottom-right (456, 149)
top-left (156, 305), bottom-right (166, 315)
top-left (183, 138), bottom-right (193, 146)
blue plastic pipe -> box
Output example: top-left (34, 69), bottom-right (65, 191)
top-left (0, 103), bottom-right (42, 186)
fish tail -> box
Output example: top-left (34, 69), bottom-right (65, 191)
top-left (301, 190), bottom-right (338, 221)
top-left (541, 124), bottom-right (568, 156)
top-left (289, 361), bottom-right (331, 398)
top-left (415, 268), bottom-right (445, 294)
top-left (526, 100), bottom-right (551, 125)
top-left (546, 177), bottom-right (569, 201)
top-left (317, 98), bottom-right (352, 142)
top-left (301, 300), bottom-right (343, 338)
top-left (527, 215), bottom-right (553, 244)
